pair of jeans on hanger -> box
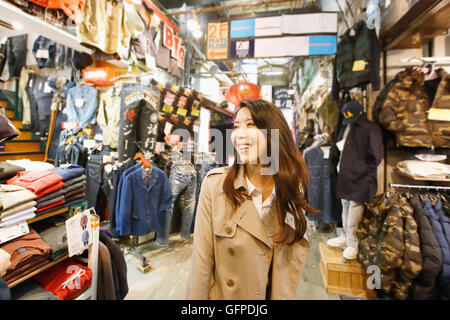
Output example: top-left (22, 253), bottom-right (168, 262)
top-left (156, 161), bottom-right (197, 245)
top-left (117, 83), bottom-right (161, 162)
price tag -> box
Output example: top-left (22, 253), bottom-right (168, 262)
top-left (190, 107), bottom-right (200, 117)
top-left (62, 121), bottom-right (79, 130)
top-left (162, 104), bottom-right (173, 114)
top-left (164, 121), bottom-right (173, 136)
top-left (36, 49), bottom-right (49, 59)
top-left (352, 60), bottom-right (368, 71)
top-left (321, 146), bottom-right (331, 159)
top-left (155, 142), bottom-right (165, 154)
top-left (44, 82), bottom-right (52, 93)
top-left (145, 54), bottom-right (156, 69)
top-left (106, 1), bottom-right (113, 17)
top-left (177, 108), bottom-right (188, 117)
top-left (193, 125), bottom-right (199, 133)
top-left (75, 98), bottom-right (85, 108)
top-left (428, 108), bottom-right (450, 122)
top-left (83, 139), bottom-right (96, 149)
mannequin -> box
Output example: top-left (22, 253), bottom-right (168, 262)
top-left (327, 101), bottom-right (383, 262)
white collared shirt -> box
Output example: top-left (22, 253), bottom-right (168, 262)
top-left (246, 176), bottom-right (297, 230)
top-left (246, 176), bottom-right (276, 220)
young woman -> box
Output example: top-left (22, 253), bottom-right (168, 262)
top-left (187, 99), bottom-right (317, 300)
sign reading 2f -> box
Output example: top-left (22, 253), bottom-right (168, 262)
top-left (207, 22), bottom-right (229, 60)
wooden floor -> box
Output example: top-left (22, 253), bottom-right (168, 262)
top-left (122, 222), bottom-right (341, 300)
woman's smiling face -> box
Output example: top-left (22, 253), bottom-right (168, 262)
top-left (231, 107), bottom-right (267, 165)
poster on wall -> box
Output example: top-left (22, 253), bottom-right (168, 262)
top-left (230, 40), bottom-right (255, 59)
top-left (207, 22), bottom-right (229, 60)
top-left (273, 87), bottom-right (292, 109)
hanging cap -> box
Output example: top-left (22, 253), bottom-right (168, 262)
top-left (341, 101), bottom-right (363, 125)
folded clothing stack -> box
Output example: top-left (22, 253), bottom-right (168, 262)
top-left (0, 162), bottom-right (25, 184)
top-left (0, 229), bottom-right (51, 285)
top-left (0, 185), bottom-right (37, 228)
top-left (36, 165), bottom-right (87, 215)
top-left (6, 170), bottom-right (64, 200)
top-left (33, 218), bottom-right (68, 261)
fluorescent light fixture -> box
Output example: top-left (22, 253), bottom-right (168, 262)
top-left (261, 70), bottom-right (284, 76)
top-left (12, 21), bottom-right (23, 30)
top-left (187, 19), bottom-right (198, 31)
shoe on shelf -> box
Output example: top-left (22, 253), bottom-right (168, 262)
top-left (326, 235), bottom-right (346, 249)
top-left (342, 246), bottom-right (358, 262)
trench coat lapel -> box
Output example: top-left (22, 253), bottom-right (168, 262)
top-left (231, 166), bottom-right (273, 249)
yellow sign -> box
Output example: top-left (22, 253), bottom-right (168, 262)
top-left (177, 108), bottom-right (188, 117)
top-left (352, 60), bottom-right (368, 71)
top-left (162, 104), bottom-right (174, 114)
top-left (428, 108), bottom-right (450, 122)
top-left (207, 22), bottom-right (229, 60)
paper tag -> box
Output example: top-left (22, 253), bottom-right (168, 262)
top-left (162, 104), bottom-right (173, 114)
top-left (336, 139), bottom-right (346, 152)
top-left (110, 151), bottom-right (119, 158)
top-left (62, 121), bottom-right (79, 130)
top-left (428, 108), bottom-right (450, 122)
top-left (285, 212), bottom-right (296, 230)
top-left (190, 107), bottom-right (200, 117)
top-left (106, 1), bottom-right (113, 17)
top-left (177, 108), bottom-right (188, 117)
top-left (36, 49), bottom-right (49, 59)
top-left (44, 82), bottom-right (52, 93)
top-left (103, 155), bottom-right (112, 164)
top-left (145, 54), bottom-right (156, 69)
top-left (75, 98), bottom-right (85, 108)
top-left (321, 146), bottom-right (331, 159)
top-left (155, 142), bottom-right (165, 154)
top-left (83, 139), bottom-right (96, 149)
top-left (164, 121), bottom-right (173, 136)
top-left (352, 60), bottom-right (367, 71)
top-left (65, 210), bottom-right (93, 257)
top-left (193, 125), bottom-right (199, 133)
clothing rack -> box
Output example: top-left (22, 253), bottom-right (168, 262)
top-left (390, 184), bottom-right (450, 191)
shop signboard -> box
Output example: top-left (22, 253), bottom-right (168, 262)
top-left (255, 16), bottom-right (282, 37)
top-left (207, 22), bottom-right (229, 60)
top-left (163, 23), bottom-right (186, 69)
top-left (308, 35), bottom-right (337, 55)
top-left (273, 87), bottom-right (292, 109)
top-left (230, 19), bottom-right (255, 39)
top-left (230, 40), bottom-right (255, 59)
top-left (281, 13), bottom-right (338, 34)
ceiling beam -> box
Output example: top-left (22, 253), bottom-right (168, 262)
top-left (166, 0), bottom-right (296, 16)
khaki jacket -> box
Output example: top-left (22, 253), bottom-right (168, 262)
top-left (187, 166), bottom-right (309, 300)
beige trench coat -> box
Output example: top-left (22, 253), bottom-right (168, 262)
top-left (186, 166), bottom-right (310, 300)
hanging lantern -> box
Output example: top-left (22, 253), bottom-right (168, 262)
top-left (225, 82), bottom-right (261, 106)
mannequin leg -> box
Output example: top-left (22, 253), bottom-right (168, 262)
top-left (345, 201), bottom-right (364, 249)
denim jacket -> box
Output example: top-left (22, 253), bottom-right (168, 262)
top-left (65, 84), bottom-right (98, 129)
top-left (304, 145), bottom-right (340, 224)
top-left (117, 165), bottom-right (172, 236)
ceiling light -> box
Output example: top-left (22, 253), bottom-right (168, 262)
top-left (12, 22), bottom-right (23, 30)
top-left (261, 70), bottom-right (284, 76)
top-left (192, 29), bottom-right (203, 39)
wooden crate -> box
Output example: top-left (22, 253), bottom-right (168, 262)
top-left (319, 242), bottom-right (376, 298)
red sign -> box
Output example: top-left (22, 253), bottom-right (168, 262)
top-left (163, 23), bottom-right (186, 69)
top-left (82, 67), bottom-right (116, 85)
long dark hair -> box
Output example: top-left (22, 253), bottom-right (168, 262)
top-left (223, 99), bottom-right (318, 245)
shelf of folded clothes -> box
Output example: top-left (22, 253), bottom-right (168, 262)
top-left (394, 160), bottom-right (450, 182)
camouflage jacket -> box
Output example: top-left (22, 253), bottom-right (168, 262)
top-left (357, 193), bottom-right (422, 299)
top-left (378, 68), bottom-right (450, 148)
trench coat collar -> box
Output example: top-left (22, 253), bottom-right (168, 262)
top-left (231, 165), bottom-right (273, 249)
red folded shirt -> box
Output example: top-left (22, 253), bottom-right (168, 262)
top-left (34, 258), bottom-right (92, 300)
top-left (7, 171), bottom-right (63, 196)
top-left (36, 200), bottom-right (65, 213)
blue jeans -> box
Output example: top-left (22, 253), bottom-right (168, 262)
top-left (156, 165), bottom-right (197, 244)
top-left (86, 154), bottom-right (103, 213)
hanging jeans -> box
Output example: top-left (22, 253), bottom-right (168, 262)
top-left (156, 165), bottom-right (197, 245)
top-left (341, 199), bottom-right (364, 249)
top-left (86, 154), bottom-right (103, 213)
top-left (101, 168), bottom-right (119, 237)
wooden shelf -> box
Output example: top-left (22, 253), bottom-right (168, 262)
top-left (393, 167), bottom-right (450, 182)
top-left (8, 254), bottom-right (69, 288)
top-left (27, 208), bottom-right (69, 224)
